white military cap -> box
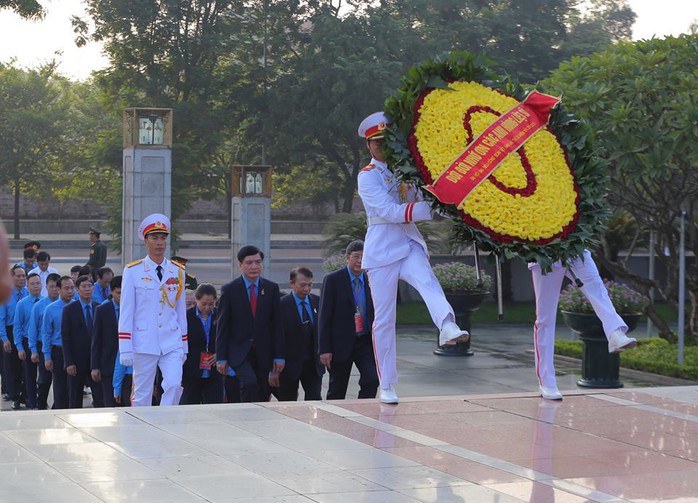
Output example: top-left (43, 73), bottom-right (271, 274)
top-left (358, 111), bottom-right (389, 139)
top-left (138, 213), bottom-right (170, 240)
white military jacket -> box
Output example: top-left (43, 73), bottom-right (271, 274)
top-left (358, 158), bottom-right (432, 269)
top-left (118, 256), bottom-right (188, 356)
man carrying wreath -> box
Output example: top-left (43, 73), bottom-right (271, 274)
top-left (118, 213), bottom-right (188, 406)
top-left (357, 111), bottom-right (470, 405)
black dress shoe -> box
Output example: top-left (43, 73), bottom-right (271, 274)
top-left (2, 393), bottom-right (10, 401)
top-left (11, 400), bottom-right (21, 410)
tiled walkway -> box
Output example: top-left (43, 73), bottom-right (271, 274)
top-left (1, 386), bottom-right (697, 502)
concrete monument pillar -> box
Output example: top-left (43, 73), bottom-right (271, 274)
top-left (122, 108), bottom-right (173, 265)
top-left (230, 165), bottom-right (272, 275)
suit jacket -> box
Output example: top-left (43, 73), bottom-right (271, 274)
top-left (215, 276), bottom-right (283, 372)
top-left (318, 267), bottom-right (374, 363)
top-left (183, 306), bottom-right (218, 380)
top-left (280, 293), bottom-right (324, 381)
top-left (91, 300), bottom-right (119, 376)
top-left (62, 299), bottom-right (99, 372)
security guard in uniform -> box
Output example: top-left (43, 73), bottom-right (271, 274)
top-left (118, 214), bottom-right (188, 406)
top-left (171, 256), bottom-right (198, 290)
top-left (86, 227), bottom-right (107, 279)
top-left (357, 111), bottom-right (470, 405)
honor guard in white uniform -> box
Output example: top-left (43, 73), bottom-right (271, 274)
top-left (357, 111), bottom-right (470, 404)
top-left (118, 213), bottom-right (188, 406)
top-left (530, 249), bottom-right (637, 400)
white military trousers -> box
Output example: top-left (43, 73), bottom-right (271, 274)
top-left (530, 250), bottom-right (627, 388)
top-left (366, 241), bottom-right (454, 388)
top-left (132, 349), bottom-right (184, 406)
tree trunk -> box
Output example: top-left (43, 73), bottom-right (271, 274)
top-left (13, 177), bottom-right (20, 240)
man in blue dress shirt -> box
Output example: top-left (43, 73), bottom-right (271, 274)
top-left (92, 267), bottom-right (113, 304)
top-left (27, 272), bottom-right (60, 409)
top-left (1, 265), bottom-right (28, 407)
top-left (42, 276), bottom-right (75, 409)
top-left (14, 271), bottom-right (43, 409)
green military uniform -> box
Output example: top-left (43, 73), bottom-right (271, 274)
top-left (86, 227), bottom-right (107, 277)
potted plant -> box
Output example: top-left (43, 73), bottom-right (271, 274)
top-left (559, 280), bottom-right (648, 388)
top-left (432, 261), bottom-right (492, 356)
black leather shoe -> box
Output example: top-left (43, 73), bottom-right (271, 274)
top-left (11, 400), bottom-right (21, 410)
top-left (2, 393), bottom-right (10, 401)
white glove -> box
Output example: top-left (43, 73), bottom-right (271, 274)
top-left (120, 352), bottom-right (133, 367)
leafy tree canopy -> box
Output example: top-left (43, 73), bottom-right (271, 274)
top-left (543, 35), bottom-right (698, 339)
top-left (0, 0), bottom-right (43, 19)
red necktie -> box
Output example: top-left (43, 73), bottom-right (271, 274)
top-left (249, 283), bottom-right (257, 316)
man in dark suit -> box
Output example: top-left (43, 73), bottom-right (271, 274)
top-left (90, 275), bottom-right (122, 407)
top-left (276, 267), bottom-right (324, 401)
top-left (62, 275), bottom-right (104, 408)
top-left (318, 240), bottom-right (378, 400)
top-left (181, 283), bottom-right (224, 404)
top-left (216, 245), bottom-right (284, 403)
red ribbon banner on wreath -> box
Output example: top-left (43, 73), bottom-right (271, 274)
top-left (423, 91), bottom-right (561, 206)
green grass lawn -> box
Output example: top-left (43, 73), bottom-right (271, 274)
top-left (555, 338), bottom-right (698, 380)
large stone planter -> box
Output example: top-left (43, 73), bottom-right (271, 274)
top-left (434, 292), bottom-right (488, 356)
top-left (561, 311), bottom-right (641, 388)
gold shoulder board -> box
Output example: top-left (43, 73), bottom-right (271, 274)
top-left (126, 259), bottom-right (143, 268)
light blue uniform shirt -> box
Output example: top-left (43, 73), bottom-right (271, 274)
top-left (41, 298), bottom-right (71, 361)
top-left (1, 287), bottom-right (29, 343)
top-left (92, 283), bottom-right (110, 304)
top-left (13, 294), bottom-right (43, 351)
top-left (291, 291), bottom-right (314, 324)
top-left (28, 296), bottom-right (57, 355)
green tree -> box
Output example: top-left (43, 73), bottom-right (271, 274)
top-left (267, 0), bottom-right (636, 212)
top-left (0, 63), bottom-right (67, 238)
top-left (0, 0), bottom-right (43, 19)
top-left (73, 0), bottom-right (245, 217)
top-left (543, 35), bottom-right (698, 340)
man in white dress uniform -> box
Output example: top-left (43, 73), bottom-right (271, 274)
top-left (357, 111), bottom-right (470, 405)
top-left (530, 249), bottom-right (637, 400)
top-left (118, 213), bottom-right (188, 406)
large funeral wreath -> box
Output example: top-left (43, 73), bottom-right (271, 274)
top-left (383, 52), bottom-right (610, 271)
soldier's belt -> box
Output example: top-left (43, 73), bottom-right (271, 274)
top-left (367, 216), bottom-right (408, 226)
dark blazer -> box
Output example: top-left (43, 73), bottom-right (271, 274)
top-left (216, 276), bottom-right (283, 372)
top-left (280, 293), bottom-right (324, 381)
top-left (90, 300), bottom-right (119, 376)
top-left (184, 306), bottom-right (218, 380)
top-left (62, 299), bottom-right (99, 372)
top-left (318, 267), bottom-right (374, 363)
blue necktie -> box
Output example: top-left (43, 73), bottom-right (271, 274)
top-left (85, 304), bottom-right (93, 332)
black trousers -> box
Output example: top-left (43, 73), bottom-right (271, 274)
top-left (50, 345), bottom-right (69, 409)
top-left (68, 369), bottom-right (104, 408)
top-left (21, 338), bottom-right (38, 409)
top-left (100, 374), bottom-right (116, 408)
top-left (115, 373), bottom-right (132, 407)
top-left (36, 345), bottom-right (52, 409)
top-left (180, 374), bottom-right (225, 405)
top-left (277, 358), bottom-right (323, 401)
top-left (223, 375), bottom-right (241, 403)
top-left (3, 328), bottom-right (24, 402)
top-left (234, 347), bottom-right (271, 403)
top-left (326, 334), bottom-right (379, 400)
